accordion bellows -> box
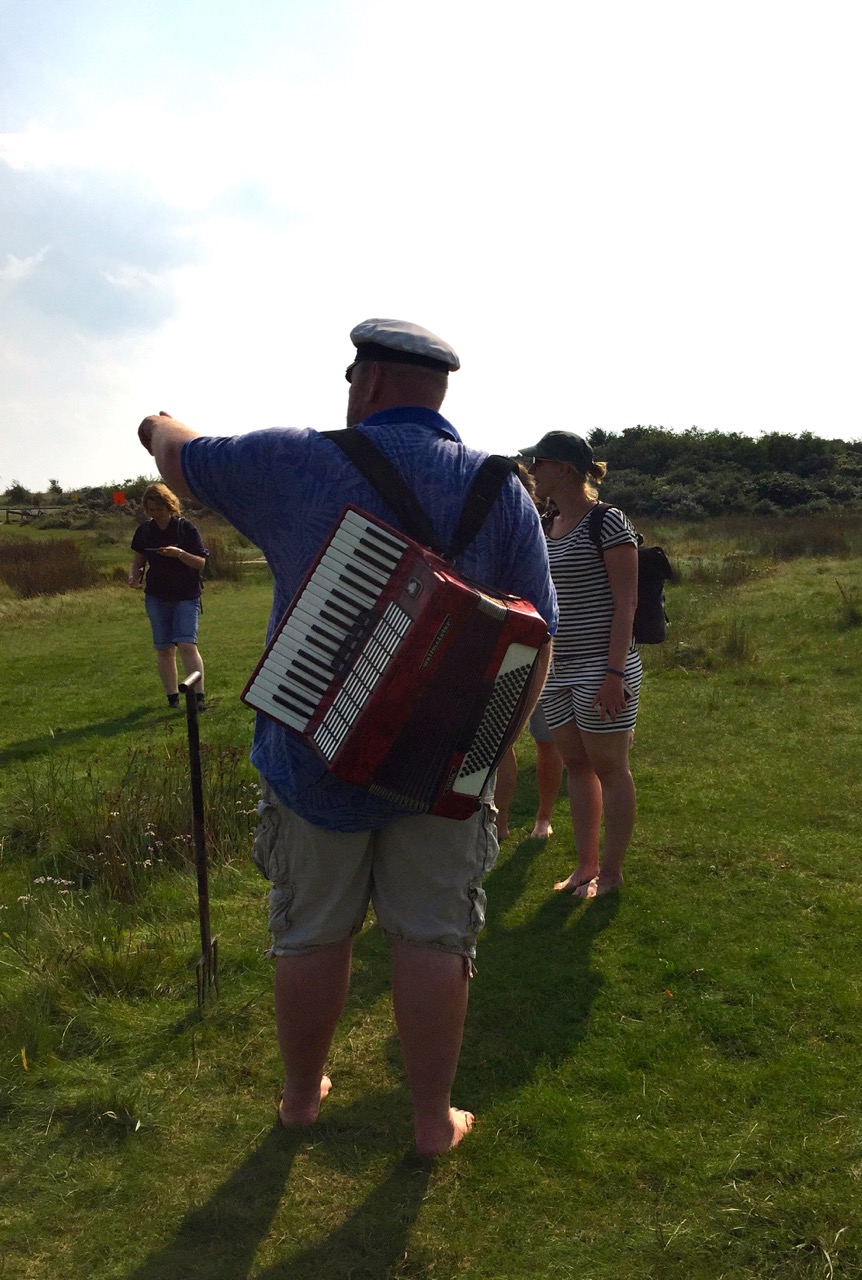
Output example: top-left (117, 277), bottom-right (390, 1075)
top-left (242, 506), bottom-right (548, 819)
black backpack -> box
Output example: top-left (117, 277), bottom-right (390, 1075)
top-left (588, 502), bottom-right (676, 644)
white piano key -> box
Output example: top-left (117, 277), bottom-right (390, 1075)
top-left (244, 682), bottom-right (310, 731)
top-left (340, 508), bottom-right (408, 550)
top-left (299, 577), bottom-right (367, 625)
top-left (266, 638), bottom-right (336, 686)
top-left (250, 664), bottom-right (319, 715)
top-left (301, 557), bottom-right (381, 606)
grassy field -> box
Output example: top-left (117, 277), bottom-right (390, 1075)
top-left (1, 518), bottom-right (861, 1279)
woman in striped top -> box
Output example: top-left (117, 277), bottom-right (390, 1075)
top-left (520, 431), bottom-right (642, 897)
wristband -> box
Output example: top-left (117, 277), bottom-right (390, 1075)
top-left (606, 667), bottom-right (626, 677)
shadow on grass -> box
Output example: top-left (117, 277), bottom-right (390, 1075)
top-left (125, 821), bottom-right (612, 1278)
top-left (461, 833), bottom-right (619, 1107)
top-left (254, 1151), bottom-right (432, 1280)
top-left (355, 827), bottom-right (617, 1122)
top-left (122, 1124), bottom-right (302, 1280)
top-left (0, 705), bottom-right (155, 765)
top-left (301, 820), bottom-right (617, 1122)
top-left (122, 1117), bottom-right (431, 1280)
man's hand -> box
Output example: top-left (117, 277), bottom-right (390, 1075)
top-left (136, 410), bottom-right (199, 497)
top-left (138, 410), bottom-right (181, 456)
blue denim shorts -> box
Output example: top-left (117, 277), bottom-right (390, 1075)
top-left (144, 595), bottom-right (201, 649)
top-left (251, 780), bottom-right (499, 964)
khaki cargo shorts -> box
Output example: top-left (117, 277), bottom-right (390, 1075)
top-left (252, 780), bottom-right (500, 963)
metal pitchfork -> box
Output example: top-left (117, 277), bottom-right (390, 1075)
top-left (179, 671), bottom-right (219, 1005)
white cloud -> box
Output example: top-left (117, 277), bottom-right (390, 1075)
top-left (0, 247), bottom-right (48, 281)
top-left (1, 0), bottom-right (861, 490)
top-left (0, 126), bottom-right (103, 171)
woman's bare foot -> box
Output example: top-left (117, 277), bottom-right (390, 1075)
top-left (596, 873), bottom-right (623, 895)
top-left (530, 818), bottom-right (553, 839)
top-left (415, 1107), bottom-right (474, 1157)
top-left (278, 1075), bottom-right (332, 1127)
top-left (553, 869), bottom-right (599, 897)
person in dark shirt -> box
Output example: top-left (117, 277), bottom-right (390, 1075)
top-left (129, 483), bottom-right (208, 709)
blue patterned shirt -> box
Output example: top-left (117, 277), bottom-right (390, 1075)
top-left (182, 406), bottom-right (557, 830)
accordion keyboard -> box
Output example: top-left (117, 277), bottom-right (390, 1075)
top-left (243, 504), bottom-right (549, 818)
top-left (243, 510), bottom-right (409, 731)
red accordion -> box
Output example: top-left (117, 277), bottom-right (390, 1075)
top-left (242, 506), bottom-right (548, 818)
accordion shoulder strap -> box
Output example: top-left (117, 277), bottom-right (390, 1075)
top-left (321, 429), bottom-right (443, 553)
top-left (321, 429), bottom-right (515, 562)
top-left (448, 453), bottom-right (517, 560)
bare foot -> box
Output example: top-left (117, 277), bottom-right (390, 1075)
top-left (596, 874), bottom-right (624, 896)
top-left (415, 1107), bottom-right (474, 1157)
top-left (553, 870), bottom-right (599, 898)
top-left (278, 1075), bottom-right (332, 1127)
top-left (495, 822), bottom-right (510, 841)
top-left (530, 818), bottom-right (553, 839)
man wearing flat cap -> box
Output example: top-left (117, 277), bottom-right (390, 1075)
top-left (138, 319), bottom-right (556, 1156)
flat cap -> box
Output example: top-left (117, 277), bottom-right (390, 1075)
top-left (518, 431), bottom-right (595, 473)
top-left (346, 318), bottom-right (460, 382)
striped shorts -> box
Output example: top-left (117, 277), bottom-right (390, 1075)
top-left (541, 651), bottom-right (642, 734)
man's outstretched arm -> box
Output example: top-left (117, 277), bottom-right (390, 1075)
top-left (138, 411), bottom-right (200, 499)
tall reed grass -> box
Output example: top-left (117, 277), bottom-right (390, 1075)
top-left (650, 513), bottom-right (862, 560)
top-left (5, 744), bottom-right (259, 900)
top-left (685, 553), bottom-right (760, 587)
top-left (750, 516), bottom-right (851, 559)
top-left (202, 531), bottom-right (245, 581)
top-left (0, 539), bottom-right (101, 598)
top-left (835, 580), bottom-right (862, 628)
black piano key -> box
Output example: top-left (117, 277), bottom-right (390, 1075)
top-left (354, 542), bottom-right (400, 574)
top-left (273, 688), bottom-right (317, 717)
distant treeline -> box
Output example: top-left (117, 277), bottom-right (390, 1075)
top-left (5, 427), bottom-right (862, 521)
top-left (588, 426), bottom-right (862, 519)
top-left (2, 475), bottom-right (156, 511)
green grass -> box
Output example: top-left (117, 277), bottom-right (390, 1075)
top-left (1, 527), bottom-right (861, 1278)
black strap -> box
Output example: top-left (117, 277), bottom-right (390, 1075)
top-left (449, 454), bottom-right (517, 559)
top-left (588, 500), bottom-right (644, 556)
top-left (321, 429), bottom-right (515, 561)
top-left (587, 501), bottom-right (611, 558)
top-left (320, 429), bottom-right (443, 553)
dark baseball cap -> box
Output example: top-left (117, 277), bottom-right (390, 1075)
top-left (518, 431), bottom-right (595, 472)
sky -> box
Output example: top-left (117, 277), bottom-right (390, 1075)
top-left (1, 0), bottom-right (860, 492)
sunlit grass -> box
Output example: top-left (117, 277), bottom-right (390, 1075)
top-left (1, 521), bottom-right (861, 1278)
